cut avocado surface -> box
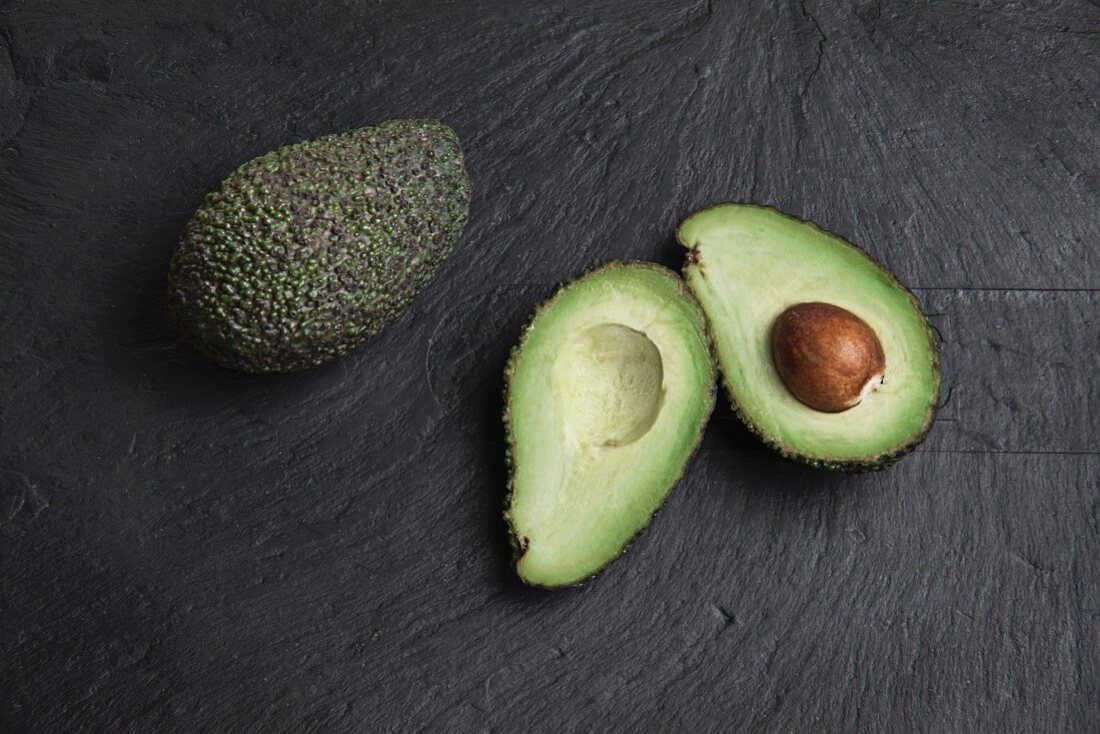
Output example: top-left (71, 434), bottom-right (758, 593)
top-left (505, 263), bottom-right (715, 587)
top-left (678, 204), bottom-right (940, 471)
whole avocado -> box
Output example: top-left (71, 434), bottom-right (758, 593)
top-left (168, 119), bottom-right (470, 372)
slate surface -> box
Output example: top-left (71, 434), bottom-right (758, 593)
top-left (1, 0), bottom-right (1098, 731)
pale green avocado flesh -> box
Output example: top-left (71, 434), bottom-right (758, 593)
top-left (505, 263), bottom-right (715, 587)
top-left (678, 204), bottom-right (939, 469)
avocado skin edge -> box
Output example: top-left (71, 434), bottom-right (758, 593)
top-left (678, 202), bottom-right (942, 473)
top-left (502, 261), bottom-right (718, 589)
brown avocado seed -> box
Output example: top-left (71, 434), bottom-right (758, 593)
top-left (771, 302), bottom-right (885, 413)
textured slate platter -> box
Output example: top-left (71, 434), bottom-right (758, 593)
top-left (2, 0), bottom-right (1098, 730)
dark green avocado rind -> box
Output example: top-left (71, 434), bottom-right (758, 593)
top-left (502, 261), bottom-right (717, 589)
top-left (168, 118), bottom-right (471, 373)
top-left (677, 203), bottom-right (941, 473)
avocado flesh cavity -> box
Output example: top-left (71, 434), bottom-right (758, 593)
top-left (678, 204), bottom-right (939, 470)
top-left (506, 264), bottom-right (715, 587)
top-left (168, 118), bottom-right (470, 373)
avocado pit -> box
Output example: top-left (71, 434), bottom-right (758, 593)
top-left (771, 302), bottom-right (885, 413)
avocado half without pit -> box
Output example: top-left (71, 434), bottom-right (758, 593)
top-left (504, 263), bottom-right (715, 587)
top-left (678, 204), bottom-right (940, 470)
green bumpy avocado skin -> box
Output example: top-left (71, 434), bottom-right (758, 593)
top-left (168, 119), bottom-right (470, 372)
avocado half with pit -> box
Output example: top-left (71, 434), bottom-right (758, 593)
top-left (504, 263), bottom-right (715, 587)
top-left (678, 204), bottom-right (940, 471)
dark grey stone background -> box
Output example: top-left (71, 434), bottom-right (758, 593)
top-left (2, 0), bottom-right (1098, 730)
